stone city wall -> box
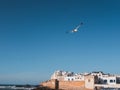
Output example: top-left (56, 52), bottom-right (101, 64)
top-left (59, 81), bottom-right (85, 90)
top-left (40, 79), bottom-right (57, 89)
top-left (40, 79), bottom-right (93, 90)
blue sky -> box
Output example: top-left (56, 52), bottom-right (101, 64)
top-left (0, 0), bottom-right (120, 84)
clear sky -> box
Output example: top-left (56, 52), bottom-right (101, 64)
top-left (0, 0), bottom-right (120, 84)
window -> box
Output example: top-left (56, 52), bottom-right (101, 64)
top-left (110, 80), bottom-right (113, 83)
top-left (104, 80), bottom-right (107, 84)
top-left (88, 79), bottom-right (90, 82)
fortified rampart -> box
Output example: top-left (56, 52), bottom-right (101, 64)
top-left (40, 75), bottom-right (94, 90)
top-left (40, 79), bottom-right (58, 89)
top-left (40, 79), bottom-right (86, 90)
top-left (59, 81), bottom-right (85, 90)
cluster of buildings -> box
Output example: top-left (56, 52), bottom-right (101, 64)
top-left (40, 70), bottom-right (120, 90)
top-left (51, 70), bottom-right (120, 85)
top-left (51, 70), bottom-right (86, 81)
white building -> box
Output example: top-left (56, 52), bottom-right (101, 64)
top-left (90, 71), bottom-right (117, 85)
top-left (64, 74), bottom-right (84, 81)
top-left (101, 75), bottom-right (116, 85)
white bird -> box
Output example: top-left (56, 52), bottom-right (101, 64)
top-left (66, 22), bottom-right (83, 33)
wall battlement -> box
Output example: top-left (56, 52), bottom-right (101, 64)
top-left (40, 79), bottom-right (86, 90)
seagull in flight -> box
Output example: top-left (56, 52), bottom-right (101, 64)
top-left (66, 22), bottom-right (83, 33)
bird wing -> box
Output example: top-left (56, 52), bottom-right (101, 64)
top-left (75, 22), bottom-right (83, 30)
top-left (66, 22), bottom-right (83, 34)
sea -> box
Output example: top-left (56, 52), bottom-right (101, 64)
top-left (0, 88), bottom-right (36, 90)
top-left (0, 85), bottom-right (36, 90)
top-left (0, 88), bottom-right (34, 90)
top-left (0, 89), bottom-right (26, 90)
top-left (0, 88), bottom-right (21, 90)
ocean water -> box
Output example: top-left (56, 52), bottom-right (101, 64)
top-left (0, 88), bottom-right (33, 90)
top-left (0, 88), bottom-right (24, 90)
top-left (0, 88), bottom-right (32, 90)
